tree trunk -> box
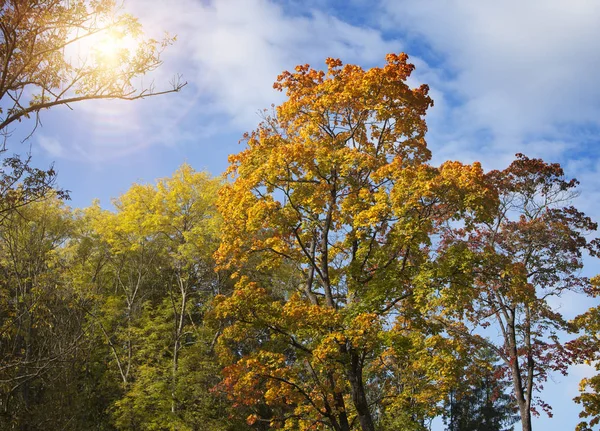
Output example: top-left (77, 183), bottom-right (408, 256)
top-left (348, 352), bottom-right (376, 431)
top-left (518, 403), bottom-right (532, 431)
top-left (172, 276), bottom-right (188, 418)
top-left (19, 304), bottom-right (33, 431)
top-left (326, 371), bottom-right (350, 431)
top-left (510, 360), bottom-right (532, 431)
top-left (506, 314), bottom-right (532, 431)
top-left (334, 391), bottom-right (351, 431)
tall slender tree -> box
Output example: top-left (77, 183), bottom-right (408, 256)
top-left (439, 155), bottom-right (600, 431)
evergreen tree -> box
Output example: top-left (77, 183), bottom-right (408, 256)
top-left (443, 351), bottom-right (518, 431)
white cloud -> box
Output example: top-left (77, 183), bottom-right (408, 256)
top-left (125, 0), bottom-right (401, 128)
top-left (38, 134), bottom-right (64, 158)
top-left (381, 0), bottom-right (600, 165)
top-left (40, 0), bottom-right (600, 189)
top-left (42, 0), bottom-right (404, 161)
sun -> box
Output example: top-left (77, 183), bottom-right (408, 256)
top-left (65, 20), bottom-right (140, 70)
top-left (93, 29), bottom-right (138, 66)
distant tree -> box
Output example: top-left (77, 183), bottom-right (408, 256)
top-left (443, 350), bottom-right (518, 431)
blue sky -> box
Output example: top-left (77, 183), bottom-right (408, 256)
top-left (8, 0), bottom-right (600, 429)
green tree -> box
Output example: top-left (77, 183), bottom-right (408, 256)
top-left (443, 350), bottom-right (518, 431)
top-left (79, 166), bottom-right (242, 430)
top-left (0, 194), bottom-right (82, 430)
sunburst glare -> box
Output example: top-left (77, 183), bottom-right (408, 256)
top-left (93, 28), bottom-right (138, 66)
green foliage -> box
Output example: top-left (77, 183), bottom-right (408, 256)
top-left (442, 350), bottom-right (518, 431)
top-left (83, 166), bottom-right (236, 430)
top-left (0, 166), bottom-right (244, 430)
top-left (0, 195), bottom-right (82, 429)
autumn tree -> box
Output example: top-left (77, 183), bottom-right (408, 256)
top-left (215, 54), bottom-right (495, 431)
top-left (440, 155), bottom-right (600, 431)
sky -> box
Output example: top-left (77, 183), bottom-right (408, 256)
top-left (7, 0), bottom-right (600, 429)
